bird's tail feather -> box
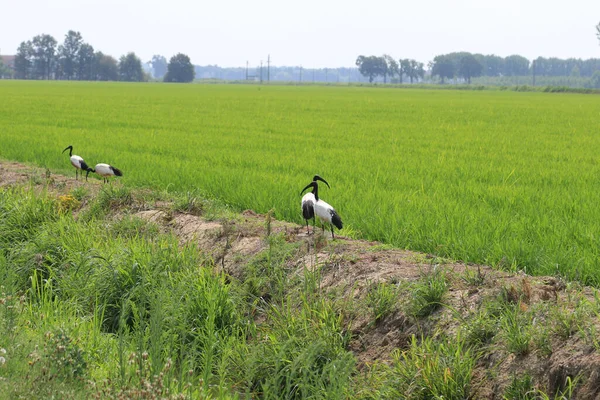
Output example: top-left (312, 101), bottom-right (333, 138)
top-left (111, 167), bottom-right (123, 177)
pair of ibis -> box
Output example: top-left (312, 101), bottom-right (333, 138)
top-left (62, 145), bottom-right (123, 183)
top-left (301, 175), bottom-right (343, 239)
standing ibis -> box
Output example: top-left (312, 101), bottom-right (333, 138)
top-left (86, 163), bottom-right (123, 183)
top-left (301, 176), bottom-right (343, 239)
top-left (62, 145), bottom-right (91, 181)
top-left (301, 175), bottom-right (330, 234)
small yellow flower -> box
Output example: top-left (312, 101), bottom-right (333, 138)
top-left (57, 194), bottom-right (80, 213)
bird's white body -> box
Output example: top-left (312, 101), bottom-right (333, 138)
top-left (301, 192), bottom-right (315, 205)
top-left (70, 155), bottom-right (85, 170)
top-left (314, 199), bottom-right (337, 225)
top-left (90, 163), bottom-right (123, 183)
top-left (94, 163), bottom-right (116, 177)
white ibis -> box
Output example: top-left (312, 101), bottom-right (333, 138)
top-left (62, 145), bottom-right (91, 181)
top-left (86, 163), bottom-right (123, 183)
top-left (301, 175), bottom-right (329, 234)
top-left (301, 177), bottom-right (343, 239)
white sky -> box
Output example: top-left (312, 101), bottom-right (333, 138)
top-left (2, 0), bottom-right (600, 68)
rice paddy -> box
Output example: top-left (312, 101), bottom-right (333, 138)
top-left (1, 80), bottom-right (600, 283)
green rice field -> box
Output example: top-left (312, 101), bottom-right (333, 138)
top-left (1, 80), bottom-right (600, 283)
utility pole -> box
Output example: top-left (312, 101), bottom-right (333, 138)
top-left (267, 54), bottom-right (270, 83)
top-left (260, 60), bottom-right (263, 83)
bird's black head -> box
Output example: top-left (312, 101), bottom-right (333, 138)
top-left (312, 175), bottom-right (330, 189)
top-left (62, 145), bottom-right (73, 156)
top-left (301, 181), bottom-right (317, 195)
top-left (85, 167), bottom-right (95, 181)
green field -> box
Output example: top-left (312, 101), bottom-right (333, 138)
top-left (1, 80), bottom-right (600, 282)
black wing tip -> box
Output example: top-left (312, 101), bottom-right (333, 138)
top-left (111, 166), bottom-right (123, 177)
top-left (80, 160), bottom-right (89, 171)
top-left (302, 202), bottom-right (315, 220)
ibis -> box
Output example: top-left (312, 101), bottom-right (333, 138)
top-left (301, 176), bottom-right (343, 239)
top-left (86, 163), bottom-right (123, 183)
top-left (62, 145), bottom-right (91, 181)
top-left (301, 175), bottom-right (329, 234)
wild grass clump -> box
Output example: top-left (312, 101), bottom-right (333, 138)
top-left (0, 187), bottom-right (58, 247)
top-left (463, 308), bottom-right (498, 348)
top-left (241, 233), bottom-right (300, 304)
top-left (82, 185), bottom-right (133, 220)
top-left (501, 304), bottom-right (533, 355)
top-left (244, 290), bottom-right (354, 399)
top-left (388, 335), bottom-right (476, 400)
top-left (172, 190), bottom-right (206, 216)
top-left (366, 281), bottom-right (398, 322)
top-left (409, 267), bottom-right (448, 317)
top-left (503, 374), bottom-right (536, 400)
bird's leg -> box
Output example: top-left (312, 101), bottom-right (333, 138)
top-left (75, 170), bottom-right (78, 180)
top-left (331, 226), bottom-right (335, 240)
top-left (306, 220), bottom-right (310, 235)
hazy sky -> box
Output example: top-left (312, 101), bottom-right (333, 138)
top-left (2, 0), bottom-right (600, 68)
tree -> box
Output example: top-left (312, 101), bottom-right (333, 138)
top-left (31, 34), bottom-right (57, 80)
top-left (14, 41), bottom-right (33, 79)
top-left (381, 54), bottom-right (397, 84)
top-left (431, 55), bottom-right (455, 83)
top-left (355, 55), bottom-right (387, 83)
top-left (118, 52), bottom-right (144, 82)
top-left (164, 53), bottom-right (195, 83)
top-left (383, 55), bottom-right (399, 83)
top-left (504, 55), bottom-right (529, 76)
top-left (484, 55), bottom-right (504, 77)
top-left (458, 54), bottom-right (483, 83)
top-left (0, 57), bottom-right (10, 79)
top-left (399, 59), bottom-right (411, 83)
top-left (150, 55), bottom-right (168, 79)
top-left (57, 30), bottom-right (82, 80)
top-left (589, 70), bottom-right (600, 88)
top-left (77, 43), bottom-right (95, 80)
top-left (407, 60), bottom-right (425, 83)
top-left (95, 52), bottom-right (118, 81)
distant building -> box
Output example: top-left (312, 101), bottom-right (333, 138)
top-left (0, 55), bottom-right (15, 78)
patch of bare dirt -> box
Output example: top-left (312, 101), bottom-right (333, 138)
top-left (3, 160), bottom-right (600, 399)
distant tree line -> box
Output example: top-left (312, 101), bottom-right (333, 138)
top-left (8, 31), bottom-right (194, 83)
top-left (355, 55), bottom-right (425, 84)
top-left (355, 52), bottom-right (600, 86)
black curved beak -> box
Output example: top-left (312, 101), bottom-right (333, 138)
top-left (62, 145), bottom-right (72, 154)
top-left (313, 175), bottom-right (330, 189)
top-left (301, 182), bottom-right (315, 195)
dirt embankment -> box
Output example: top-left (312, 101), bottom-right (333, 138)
top-left (3, 161), bottom-right (600, 399)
